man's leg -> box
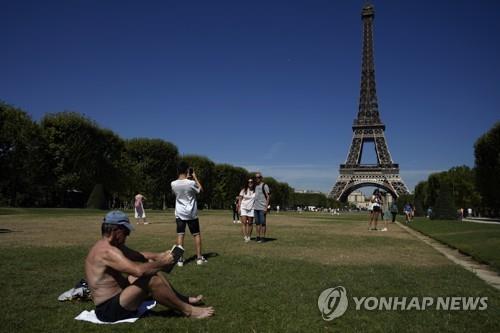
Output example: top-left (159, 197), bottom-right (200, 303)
top-left (121, 274), bottom-right (214, 319)
top-left (261, 213), bottom-right (267, 239)
top-left (255, 210), bottom-right (261, 240)
top-left (187, 219), bottom-right (206, 263)
top-left (194, 234), bottom-right (202, 258)
top-left (177, 234), bottom-right (185, 247)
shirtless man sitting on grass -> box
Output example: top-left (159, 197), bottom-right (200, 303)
top-left (85, 210), bottom-right (214, 322)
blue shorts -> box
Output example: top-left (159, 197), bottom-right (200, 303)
top-left (254, 210), bottom-right (266, 226)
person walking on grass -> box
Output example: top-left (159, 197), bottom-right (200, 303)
top-left (390, 201), bottom-right (398, 223)
top-left (403, 202), bottom-right (413, 223)
top-left (253, 172), bottom-right (270, 243)
top-left (237, 178), bottom-right (256, 243)
top-left (85, 210), bottom-right (214, 322)
top-left (171, 161), bottom-right (207, 266)
top-left (134, 193), bottom-right (148, 224)
top-left (231, 196), bottom-right (240, 223)
top-left (380, 192), bottom-right (389, 232)
top-left (368, 189), bottom-right (382, 231)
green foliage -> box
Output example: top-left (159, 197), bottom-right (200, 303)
top-left (86, 184), bottom-right (108, 209)
top-left (474, 122), bottom-right (500, 216)
top-left (262, 177), bottom-right (294, 210)
top-left (432, 182), bottom-right (457, 220)
top-left (126, 138), bottom-right (179, 209)
top-left (415, 166), bottom-right (480, 216)
top-left (0, 102), bottom-right (44, 206)
top-left (396, 193), bottom-right (414, 212)
top-left (40, 112), bottom-right (126, 205)
top-left (212, 164), bottom-right (249, 209)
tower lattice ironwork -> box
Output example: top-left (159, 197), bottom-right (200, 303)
top-left (329, 4), bottom-right (409, 201)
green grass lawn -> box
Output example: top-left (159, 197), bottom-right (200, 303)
top-left (1, 209), bottom-right (500, 332)
top-left (407, 217), bottom-right (500, 273)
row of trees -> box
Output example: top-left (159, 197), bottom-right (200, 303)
top-left (409, 122), bottom-right (500, 219)
top-left (0, 102), bottom-right (340, 210)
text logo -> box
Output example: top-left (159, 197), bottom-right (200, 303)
top-left (318, 286), bottom-right (349, 321)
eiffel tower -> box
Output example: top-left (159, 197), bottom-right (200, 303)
top-left (329, 4), bottom-right (409, 201)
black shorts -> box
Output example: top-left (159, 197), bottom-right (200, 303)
top-left (95, 293), bottom-right (137, 322)
top-left (372, 205), bottom-right (382, 212)
top-left (176, 218), bottom-right (200, 236)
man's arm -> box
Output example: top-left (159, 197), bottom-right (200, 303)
top-left (103, 246), bottom-right (173, 278)
top-left (192, 172), bottom-right (203, 192)
top-left (120, 245), bottom-right (165, 263)
top-left (264, 185), bottom-right (271, 212)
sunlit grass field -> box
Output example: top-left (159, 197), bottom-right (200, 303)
top-left (408, 218), bottom-right (500, 273)
top-left (1, 209), bottom-right (499, 332)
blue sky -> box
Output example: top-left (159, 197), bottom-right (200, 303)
top-left (1, 0), bottom-right (499, 193)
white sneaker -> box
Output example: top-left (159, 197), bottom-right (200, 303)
top-left (244, 236), bottom-right (250, 242)
top-left (381, 228), bottom-right (387, 232)
top-left (177, 258), bottom-right (184, 267)
top-left (196, 256), bottom-right (208, 265)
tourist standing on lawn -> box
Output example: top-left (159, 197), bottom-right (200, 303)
top-left (171, 161), bottom-right (207, 266)
top-left (368, 189), bottom-right (382, 231)
top-left (134, 193), bottom-right (147, 225)
top-left (253, 172), bottom-right (270, 243)
top-left (403, 202), bottom-right (413, 223)
top-left (238, 178), bottom-right (256, 242)
top-left (390, 201), bottom-right (398, 223)
top-left (231, 196), bottom-right (240, 223)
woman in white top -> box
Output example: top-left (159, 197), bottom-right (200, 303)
top-left (237, 178), bottom-right (256, 242)
top-left (368, 189), bottom-right (382, 231)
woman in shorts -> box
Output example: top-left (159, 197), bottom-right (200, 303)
top-left (403, 203), bottom-right (413, 223)
top-left (237, 179), bottom-right (256, 242)
top-left (368, 189), bottom-right (382, 231)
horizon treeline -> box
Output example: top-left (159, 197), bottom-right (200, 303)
top-left (400, 122), bottom-right (500, 218)
top-left (0, 101), bottom-right (341, 210)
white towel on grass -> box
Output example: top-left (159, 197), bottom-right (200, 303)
top-left (75, 300), bottom-right (156, 324)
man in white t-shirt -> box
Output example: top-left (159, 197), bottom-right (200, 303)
top-left (171, 161), bottom-right (207, 266)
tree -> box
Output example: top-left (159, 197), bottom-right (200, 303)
top-left (125, 138), bottom-right (179, 209)
top-left (0, 102), bottom-right (44, 206)
top-left (41, 112), bottom-right (126, 207)
top-left (86, 184), bottom-right (108, 209)
top-left (474, 122), bottom-right (500, 216)
top-left (432, 182), bottom-right (457, 220)
top-left (212, 164), bottom-right (249, 209)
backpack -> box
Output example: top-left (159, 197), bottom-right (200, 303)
top-left (261, 183), bottom-right (270, 201)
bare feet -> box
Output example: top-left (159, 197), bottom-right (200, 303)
top-left (189, 294), bottom-right (204, 305)
top-left (186, 305), bottom-right (215, 319)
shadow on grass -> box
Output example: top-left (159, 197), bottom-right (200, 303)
top-left (145, 309), bottom-right (184, 318)
top-left (249, 237), bottom-right (277, 243)
top-left (0, 228), bottom-right (14, 233)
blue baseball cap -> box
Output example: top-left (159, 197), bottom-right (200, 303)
top-left (103, 210), bottom-right (134, 232)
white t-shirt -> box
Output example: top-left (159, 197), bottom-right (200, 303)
top-left (239, 189), bottom-right (256, 210)
top-left (171, 179), bottom-right (201, 220)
